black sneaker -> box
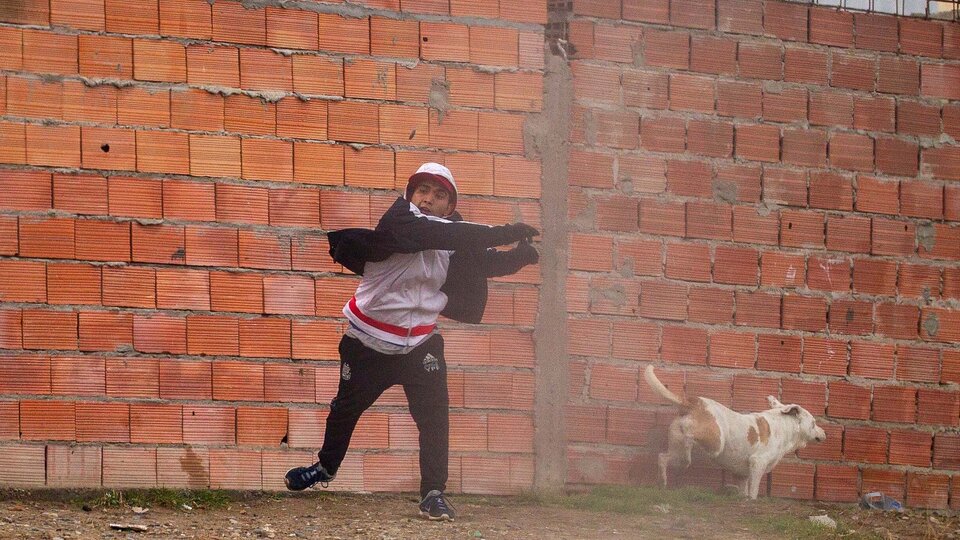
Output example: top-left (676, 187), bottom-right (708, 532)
top-left (284, 462), bottom-right (334, 491)
top-left (418, 490), bottom-right (456, 521)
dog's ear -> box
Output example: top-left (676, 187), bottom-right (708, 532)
top-left (767, 395), bottom-right (784, 408)
top-left (779, 404), bottom-right (801, 416)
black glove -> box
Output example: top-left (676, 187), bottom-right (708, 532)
top-left (514, 239), bottom-right (539, 266)
top-left (504, 222), bottom-right (540, 243)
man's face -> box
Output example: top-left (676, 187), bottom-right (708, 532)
top-left (410, 179), bottom-right (453, 217)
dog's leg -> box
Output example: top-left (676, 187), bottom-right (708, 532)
top-left (746, 458), bottom-right (764, 499)
top-left (735, 475), bottom-right (750, 498)
top-left (659, 419), bottom-right (693, 487)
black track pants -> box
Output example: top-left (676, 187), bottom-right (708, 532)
top-left (318, 333), bottom-right (449, 498)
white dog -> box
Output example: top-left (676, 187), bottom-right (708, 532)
top-left (644, 365), bottom-right (826, 499)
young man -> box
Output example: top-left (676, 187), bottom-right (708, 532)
top-left (285, 163), bottom-right (539, 521)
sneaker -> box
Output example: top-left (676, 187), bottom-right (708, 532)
top-left (418, 490), bottom-right (456, 521)
top-left (284, 462), bottom-right (334, 491)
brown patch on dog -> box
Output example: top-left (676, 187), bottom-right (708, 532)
top-left (757, 417), bottom-right (770, 444)
top-left (747, 426), bottom-right (758, 445)
top-left (687, 398), bottom-right (722, 454)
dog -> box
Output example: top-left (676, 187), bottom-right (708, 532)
top-left (644, 365), bottom-right (826, 499)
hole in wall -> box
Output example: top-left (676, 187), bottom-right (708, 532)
top-left (100, 143), bottom-right (110, 153)
top-left (422, 36), bottom-right (428, 42)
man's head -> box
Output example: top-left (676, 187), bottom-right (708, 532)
top-left (406, 163), bottom-right (457, 218)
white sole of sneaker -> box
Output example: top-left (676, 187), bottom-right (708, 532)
top-left (419, 511), bottom-right (453, 522)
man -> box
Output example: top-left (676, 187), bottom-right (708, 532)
top-left (285, 163), bottom-right (539, 521)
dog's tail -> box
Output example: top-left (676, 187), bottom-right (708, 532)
top-left (643, 365), bottom-right (684, 406)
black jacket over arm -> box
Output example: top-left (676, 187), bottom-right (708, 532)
top-left (327, 197), bottom-right (528, 324)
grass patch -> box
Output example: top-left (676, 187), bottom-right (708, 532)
top-left (540, 485), bottom-right (732, 516)
top-left (77, 489), bottom-right (233, 510)
top-left (742, 514), bottom-right (883, 540)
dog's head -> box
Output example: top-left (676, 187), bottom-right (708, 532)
top-left (767, 395), bottom-right (827, 445)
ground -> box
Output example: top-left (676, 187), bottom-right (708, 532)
top-left (1, 486), bottom-right (959, 539)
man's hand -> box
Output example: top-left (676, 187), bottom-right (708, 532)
top-left (514, 239), bottom-right (539, 266)
top-left (506, 223), bottom-right (539, 242)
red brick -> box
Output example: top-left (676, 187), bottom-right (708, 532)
top-left (639, 199), bottom-right (685, 237)
top-left (25, 124), bottom-right (80, 168)
top-left (18, 217), bottom-right (74, 260)
top-left (160, 359), bottom-right (212, 400)
top-left (135, 131), bottom-right (190, 174)
top-left (667, 160), bottom-right (713, 198)
top-left (810, 91), bottom-right (853, 127)
top-left (478, 111), bottom-right (524, 154)
top-left (262, 6), bottom-right (316, 50)
top-left (739, 42), bottom-right (782, 80)
top-left (662, 326), bottom-right (708, 366)
top-left (264, 363), bottom-right (314, 403)
top-left (183, 404), bottom-right (234, 444)
top-left (640, 117), bottom-right (685, 153)
top-left (665, 243), bottom-right (710, 282)
top-left (133, 39), bottom-right (185, 82)
top-left (897, 100), bottom-right (941, 137)
top-left (872, 218), bottom-right (915, 256)
top-left (831, 52), bottom-right (875, 91)
top-left (710, 331), bottom-right (756, 369)
top-left (160, 0), bottom-right (211, 39)
top-left (733, 207), bottom-right (779, 246)
top-left (183, 226), bottom-right (237, 267)
top-left (691, 35), bottom-right (737, 76)
top-left (878, 56), bottom-right (919, 95)
top-left (237, 406), bottom-right (287, 446)
top-left (104, 357), bottom-right (157, 399)
top-left (117, 87), bottom-right (169, 128)
top-left (890, 429), bottom-right (932, 467)
top-left (763, 1), bottom-right (807, 41)
top-left (47, 263), bottom-right (100, 306)
top-left (240, 49), bottom-right (293, 92)
top-left (715, 80), bottom-right (762, 120)
top-left (130, 403), bottom-right (182, 444)
top-left (213, 360), bottom-right (264, 401)
top-left (78, 311), bottom-right (131, 352)
top-left (785, 47), bottom-right (828, 85)
top-left (901, 180), bottom-right (943, 219)
top-left (876, 303), bottom-right (919, 341)
top-left (901, 18), bottom-right (943, 58)
top-left (736, 124), bottom-right (779, 163)
top-left (826, 214), bottom-right (871, 253)
top-left (844, 425), bottom-right (888, 464)
top-left (77, 401), bottom-right (130, 442)
top-left (923, 146), bottom-right (960, 181)
top-left (734, 290), bottom-right (781, 330)
top-left (810, 7), bottom-right (853, 47)
top-left (210, 271), bottom-right (263, 314)
top-left (155, 268), bottom-right (208, 311)
top-left (918, 388), bottom-right (960, 427)
top-left (223, 94), bottom-right (275, 136)
top-left (854, 95), bottom-right (895, 132)
top-left (669, 73), bottom-right (715, 113)
top-left (801, 336), bottom-right (847, 377)
top-left (21, 400), bottom-right (75, 440)
top-left (0, 260), bottom-right (45, 303)
top-left (809, 170), bottom-right (854, 210)
top-left (685, 287), bottom-right (731, 325)
top-left (622, 69), bottom-right (668, 109)
top-left (875, 137), bottom-right (918, 177)
top-left (856, 176), bottom-right (898, 215)
top-left (780, 129), bottom-right (825, 168)
top-left (215, 184), bottom-right (268, 225)
top-left (23, 309), bottom-right (78, 351)
top-left (714, 246), bottom-right (758, 285)
top-left (211, 1), bottom-right (264, 45)
top-left (897, 345), bottom-right (941, 383)
top-left (186, 44), bottom-right (239, 87)
top-left (900, 262), bottom-right (941, 300)
top-left (780, 209), bottom-right (824, 249)
top-left (134, 313), bottom-right (186, 354)
top-left (687, 119), bottom-right (733, 158)
top-left (827, 380), bottom-right (871, 420)
top-left (78, 35), bottom-right (131, 79)
top-left (851, 12), bottom-right (896, 52)
top-left (642, 29), bottom-right (689, 70)
top-left (23, 29), bottom-right (77, 75)
top-left (782, 294), bottom-right (827, 332)
top-left (589, 363), bottom-right (638, 402)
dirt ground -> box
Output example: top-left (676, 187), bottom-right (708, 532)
top-left (1, 486), bottom-right (959, 540)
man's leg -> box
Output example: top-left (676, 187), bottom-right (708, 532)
top-left (400, 334), bottom-right (449, 498)
top-left (318, 335), bottom-right (393, 475)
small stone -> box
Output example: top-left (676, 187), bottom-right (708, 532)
top-left (809, 515), bottom-right (837, 529)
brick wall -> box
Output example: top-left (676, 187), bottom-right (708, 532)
top-left (564, 0), bottom-right (960, 508)
top-left (0, 0), bottom-right (545, 493)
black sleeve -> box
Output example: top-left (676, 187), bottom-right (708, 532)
top-left (375, 198), bottom-right (525, 253)
top-left (475, 247), bottom-right (532, 278)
